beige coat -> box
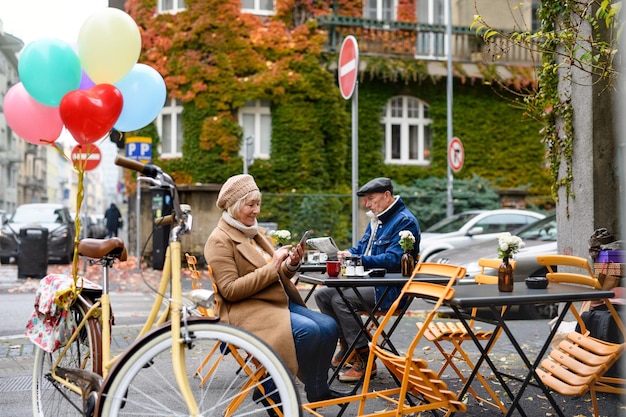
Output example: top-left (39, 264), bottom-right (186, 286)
top-left (204, 218), bottom-right (305, 374)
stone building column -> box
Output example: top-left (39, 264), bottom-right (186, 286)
top-left (557, 10), bottom-right (619, 259)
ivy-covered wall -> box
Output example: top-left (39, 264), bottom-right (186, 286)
top-left (125, 0), bottom-right (552, 245)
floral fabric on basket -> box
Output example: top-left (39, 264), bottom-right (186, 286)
top-left (24, 274), bottom-right (101, 353)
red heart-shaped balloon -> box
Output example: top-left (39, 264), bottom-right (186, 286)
top-left (60, 84), bottom-right (123, 145)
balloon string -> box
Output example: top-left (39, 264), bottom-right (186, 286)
top-left (53, 143), bottom-right (85, 308)
top-left (52, 142), bottom-right (71, 163)
top-left (73, 167), bottom-right (85, 283)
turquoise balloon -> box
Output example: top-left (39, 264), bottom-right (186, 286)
top-left (18, 38), bottom-right (81, 107)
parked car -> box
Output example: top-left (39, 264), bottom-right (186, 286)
top-left (0, 203), bottom-right (76, 264)
top-left (431, 213), bottom-right (558, 318)
top-left (74, 213), bottom-right (108, 239)
top-left (419, 209), bottom-right (546, 262)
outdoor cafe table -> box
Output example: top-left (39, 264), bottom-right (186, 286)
top-left (444, 282), bottom-right (616, 417)
top-left (297, 271), bottom-right (451, 384)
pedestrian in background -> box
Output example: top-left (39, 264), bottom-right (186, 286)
top-left (104, 203), bottom-right (122, 238)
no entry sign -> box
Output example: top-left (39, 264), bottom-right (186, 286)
top-left (71, 144), bottom-right (102, 171)
top-left (338, 35), bottom-right (359, 100)
top-left (448, 137), bottom-right (464, 173)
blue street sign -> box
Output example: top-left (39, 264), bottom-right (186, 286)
top-left (125, 136), bottom-right (152, 164)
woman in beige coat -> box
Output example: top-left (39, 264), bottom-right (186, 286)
top-left (204, 174), bottom-right (344, 403)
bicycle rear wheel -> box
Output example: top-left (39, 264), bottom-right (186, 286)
top-left (99, 319), bottom-right (301, 417)
top-left (32, 297), bottom-right (100, 417)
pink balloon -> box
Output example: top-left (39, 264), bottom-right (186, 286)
top-left (4, 83), bottom-right (62, 145)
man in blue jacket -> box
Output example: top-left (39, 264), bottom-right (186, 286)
top-left (314, 177), bottom-right (420, 382)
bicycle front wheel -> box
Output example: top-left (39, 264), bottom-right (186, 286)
top-left (99, 319), bottom-right (301, 417)
top-left (32, 297), bottom-right (99, 417)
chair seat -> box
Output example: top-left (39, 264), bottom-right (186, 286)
top-left (537, 329), bottom-right (624, 414)
top-left (419, 321), bottom-right (494, 341)
top-left (534, 255), bottom-right (626, 417)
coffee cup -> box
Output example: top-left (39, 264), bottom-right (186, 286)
top-left (326, 260), bottom-right (341, 277)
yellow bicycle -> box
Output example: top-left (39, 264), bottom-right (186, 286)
top-left (31, 155), bottom-right (300, 417)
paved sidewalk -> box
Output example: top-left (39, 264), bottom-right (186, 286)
top-left (1, 263), bottom-right (623, 416)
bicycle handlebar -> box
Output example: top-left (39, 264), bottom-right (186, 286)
top-left (115, 155), bottom-right (192, 240)
top-left (115, 155), bottom-right (161, 178)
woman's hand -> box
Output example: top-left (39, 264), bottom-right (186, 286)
top-left (272, 246), bottom-right (291, 272)
top-left (288, 241), bottom-right (304, 266)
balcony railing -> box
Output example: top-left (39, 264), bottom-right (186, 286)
top-left (316, 15), bottom-right (539, 66)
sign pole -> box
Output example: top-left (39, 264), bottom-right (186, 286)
top-left (351, 80), bottom-right (359, 247)
top-left (135, 177), bottom-right (151, 270)
top-left (338, 35), bottom-right (360, 247)
top-left (445, 0), bottom-right (454, 218)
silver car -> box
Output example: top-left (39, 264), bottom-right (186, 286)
top-left (419, 209), bottom-right (546, 262)
top-left (432, 213), bottom-right (557, 318)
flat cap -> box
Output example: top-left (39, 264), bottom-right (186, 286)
top-left (357, 177), bottom-right (393, 196)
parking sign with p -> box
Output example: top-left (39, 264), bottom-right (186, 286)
top-left (125, 136), bottom-right (153, 164)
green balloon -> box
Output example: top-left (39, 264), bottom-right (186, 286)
top-left (18, 38), bottom-right (82, 107)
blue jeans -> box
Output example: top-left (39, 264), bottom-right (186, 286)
top-left (289, 301), bottom-right (338, 401)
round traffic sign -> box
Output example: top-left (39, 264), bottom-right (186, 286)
top-left (71, 144), bottom-right (102, 171)
top-left (338, 35), bottom-right (359, 100)
top-left (448, 137), bottom-right (464, 173)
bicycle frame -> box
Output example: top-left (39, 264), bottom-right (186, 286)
top-left (45, 160), bottom-right (202, 415)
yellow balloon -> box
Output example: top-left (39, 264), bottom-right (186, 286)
top-left (78, 8), bottom-right (141, 84)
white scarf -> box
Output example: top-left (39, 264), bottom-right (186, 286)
top-left (364, 211), bottom-right (380, 256)
top-left (222, 212), bottom-right (259, 238)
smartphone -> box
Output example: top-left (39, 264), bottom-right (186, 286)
top-left (298, 230), bottom-right (312, 248)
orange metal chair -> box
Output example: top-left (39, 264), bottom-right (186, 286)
top-left (415, 258), bottom-right (514, 412)
top-left (535, 254), bottom-right (625, 417)
top-left (185, 253), bottom-right (283, 416)
top-left (302, 263), bottom-right (468, 417)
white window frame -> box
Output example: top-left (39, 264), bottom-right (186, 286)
top-left (241, 0), bottom-right (276, 16)
top-left (382, 96), bottom-right (432, 166)
top-left (238, 100), bottom-right (272, 160)
top-left (157, 98), bottom-right (183, 158)
top-left (158, 0), bottom-right (186, 14)
top-left (364, 0), bottom-right (397, 21)
top-left (416, 0), bottom-right (447, 59)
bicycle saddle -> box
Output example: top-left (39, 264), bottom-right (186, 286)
top-left (78, 237), bottom-right (128, 261)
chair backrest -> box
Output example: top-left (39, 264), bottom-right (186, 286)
top-left (474, 258), bottom-right (517, 285)
top-left (537, 254), bottom-right (604, 336)
top-left (363, 262), bottom-right (468, 414)
top-left (536, 254), bottom-right (600, 289)
top-left (185, 253), bottom-right (219, 317)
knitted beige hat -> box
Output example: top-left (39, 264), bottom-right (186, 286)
top-left (216, 174), bottom-right (259, 209)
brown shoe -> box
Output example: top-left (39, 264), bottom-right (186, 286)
top-left (331, 339), bottom-right (349, 368)
top-left (338, 351), bottom-right (376, 382)
top-left (331, 349), bottom-right (357, 368)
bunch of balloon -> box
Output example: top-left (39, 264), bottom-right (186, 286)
top-left (5, 7), bottom-right (167, 148)
top-left (3, 7), bottom-right (167, 279)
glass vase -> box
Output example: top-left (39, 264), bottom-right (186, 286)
top-left (498, 257), bottom-right (514, 292)
top-left (401, 251), bottom-right (415, 277)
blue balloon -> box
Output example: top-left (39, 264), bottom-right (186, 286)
top-left (114, 64), bottom-right (167, 132)
top-left (18, 38), bottom-right (81, 106)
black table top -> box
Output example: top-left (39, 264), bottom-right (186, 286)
top-left (298, 272), bottom-right (451, 287)
top-left (299, 263), bottom-right (327, 273)
top-left (447, 282), bottom-right (616, 308)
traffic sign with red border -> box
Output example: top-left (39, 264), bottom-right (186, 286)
top-left (338, 35), bottom-right (359, 100)
top-left (71, 144), bottom-right (102, 171)
top-left (448, 137), bottom-right (464, 173)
